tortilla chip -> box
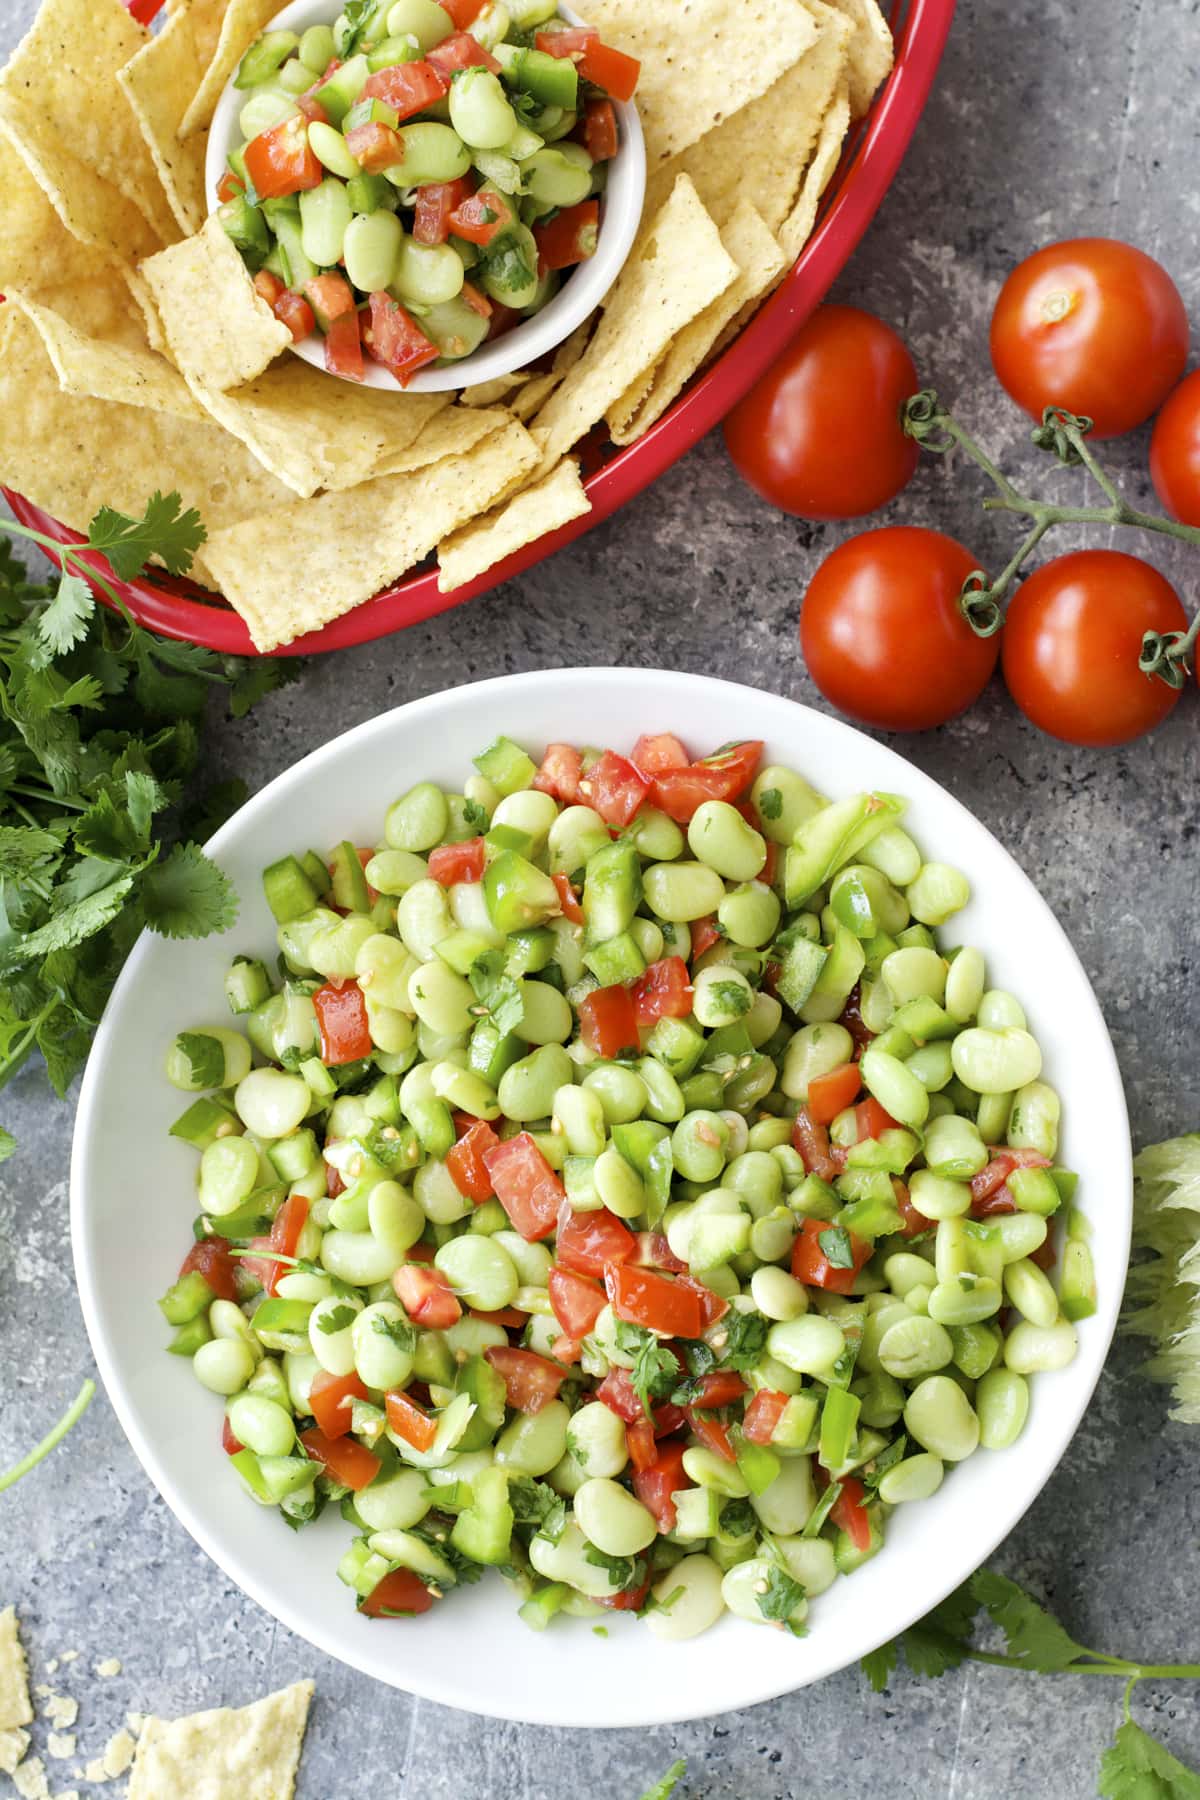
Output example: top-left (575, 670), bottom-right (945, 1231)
top-left (0, 0), bottom-right (175, 247)
top-left (179, 0), bottom-right (288, 138)
top-left (0, 107), bottom-right (161, 265)
top-left (509, 372), bottom-right (560, 422)
top-left (185, 357), bottom-right (452, 496)
top-left (820, 0), bottom-right (893, 115)
top-left (530, 175), bottom-right (738, 471)
top-left (609, 200), bottom-right (786, 444)
top-left (643, 1), bottom-right (853, 232)
top-left (7, 291), bottom-right (201, 419)
top-left (460, 373), bottom-right (530, 407)
top-left (127, 1680), bottom-right (313, 1800)
top-left (202, 418), bottom-right (541, 650)
top-left (141, 215), bottom-right (291, 391)
top-left (118, 5), bottom-right (209, 235)
top-left (0, 1610), bottom-right (32, 1732)
top-left (374, 404), bottom-right (509, 477)
top-left (0, 308), bottom-right (294, 567)
top-left (0, 138), bottom-right (149, 350)
top-left (778, 79), bottom-right (852, 260)
top-left (438, 457), bottom-right (591, 592)
top-left (583, 0), bottom-right (818, 165)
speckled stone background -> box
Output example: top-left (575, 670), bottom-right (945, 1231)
top-left (2, 0), bottom-right (1199, 1793)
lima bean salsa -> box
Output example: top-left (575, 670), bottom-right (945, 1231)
top-left (159, 734), bottom-right (1097, 1638)
top-left (217, 0), bottom-right (640, 384)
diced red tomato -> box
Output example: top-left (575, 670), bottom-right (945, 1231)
top-left (343, 120), bottom-right (405, 171)
top-left (551, 1334), bottom-right (583, 1363)
top-left (631, 956), bottom-right (692, 1025)
top-left (244, 113), bottom-right (322, 198)
top-left (363, 290), bottom-right (438, 386)
top-left (412, 176), bottom-right (474, 245)
top-left (483, 1133), bottom-right (565, 1241)
top-left (690, 916), bottom-right (722, 960)
top-left (829, 1475), bottom-right (873, 1552)
top-left (548, 1266), bottom-right (607, 1339)
top-left (631, 1230), bottom-right (686, 1273)
top-left (471, 1305), bottom-right (528, 1328)
top-left (555, 1204), bottom-right (636, 1277)
top-left (295, 91), bottom-right (329, 124)
top-left (392, 1263), bottom-right (462, 1329)
top-left (1030, 1236), bottom-right (1057, 1272)
top-left (385, 1389), bottom-right (438, 1451)
top-left (242, 1193), bottom-right (310, 1296)
top-left (222, 1416), bottom-right (244, 1456)
top-left (359, 1567), bottom-right (434, 1618)
top-left (362, 59), bottom-right (449, 117)
top-left (631, 732), bottom-right (688, 775)
top-left (485, 1345), bottom-right (566, 1414)
top-left (313, 980), bottom-right (373, 1065)
top-left (596, 1577), bottom-right (650, 1612)
top-left (216, 168), bottom-right (243, 202)
top-left (595, 1367), bottom-right (646, 1424)
top-left (446, 187), bottom-right (516, 248)
top-left (485, 298), bottom-right (519, 339)
top-left (300, 1426), bottom-right (381, 1491)
top-left (582, 97), bottom-right (618, 161)
top-left (625, 1418), bottom-right (657, 1471)
top-left (254, 268), bottom-right (284, 307)
top-left (533, 742), bottom-right (583, 803)
top-left (428, 30), bottom-right (500, 74)
top-left (579, 39), bottom-right (640, 100)
top-left (427, 837), bottom-right (485, 885)
top-left (684, 1371), bottom-right (746, 1409)
top-left (552, 872), bottom-right (584, 923)
top-left (324, 309), bottom-right (364, 382)
top-left (648, 741), bottom-right (764, 823)
top-left (970, 1149), bottom-right (1053, 1217)
top-left (894, 1179), bottom-right (934, 1238)
top-left (632, 1440), bottom-right (690, 1533)
top-left (674, 1272), bottom-right (729, 1327)
top-left (743, 1388), bottom-right (789, 1446)
top-left (178, 1238), bottom-right (237, 1302)
top-left (792, 1106), bottom-right (842, 1182)
top-left (324, 1152), bottom-right (346, 1199)
top-left (304, 270), bottom-right (356, 327)
top-left (310, 1369), bottom-right (370, 1441)
top-left (856, 1097), bottom-right (900, 1141)
top-left (808, 1062), bottom-right (862, 1125)
top-left (446, 1119), bottom-right (500, 1200)
top-left (274, 290), bottom-right (315, 343)
top-left (685, 1408), bottom-right (736, 1463)
top-left (440, 0), bottom-right (485, 23)
top-left (605, 1263), bottom-right (704, 1338)
top-left (534, 200), bottom-right (600, 272)
top-left (579, 983), bottom-right (640, 1058)
top-left (791, 1216), bottom-right (872, 1294)
top-left (406, 1240), bottom-right (437, 1264)
top-left (839, 986), bottom-right (874, 1050)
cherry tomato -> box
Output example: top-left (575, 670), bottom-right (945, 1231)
top-left (724, 306), bottom-right (921, 518)
top-left (800, 526), bottom-right (999, 731)
top-left (1000, 550), bottom-right (1187, 745)
top-left (989, 239), bottom-right (1189, 439)
top-left (1150, 369), bottom-right (1200, 526)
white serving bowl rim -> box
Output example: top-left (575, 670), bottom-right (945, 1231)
top-left (70, 668), bottom-right (1129, 1727)
top-left (203, 0), bottom-right (646, 392)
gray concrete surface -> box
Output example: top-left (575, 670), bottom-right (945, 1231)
top-left (3, 0), bottom-right (1199, 1793)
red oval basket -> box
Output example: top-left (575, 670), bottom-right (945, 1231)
top-left (3, 0), bottom-right (954, 656)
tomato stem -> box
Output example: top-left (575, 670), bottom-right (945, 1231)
top-left (903, 391), bottom-right (1200, 683)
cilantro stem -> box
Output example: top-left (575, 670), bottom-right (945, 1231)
top-left (965, 1650), bottom-right (1200, 1680)
top-left (2, 519), bottom-right (133, 624)
top-left (0, 998), bottom-right (58, 1084)
top-left (8, 783), bottom-right (88, 812)
top-left (0, 1378), bottom-right (95, 1492)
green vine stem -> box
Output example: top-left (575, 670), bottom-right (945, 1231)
top-left (903, 391), bottom-right (1200, 686)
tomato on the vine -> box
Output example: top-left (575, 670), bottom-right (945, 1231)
top-left (799, 526), bottom-right (999, 731)
top-left (989, 239), bottom-right (1189, 438)
top-left (1150, 369), bottom-right (1200, 526)
top-left (1000, 549), bottom-right (1187, 745)
top-left (723, 305), bottom-right (921, 519)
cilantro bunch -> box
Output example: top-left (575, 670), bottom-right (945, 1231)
top-left (0, 496), bottom-right (294, 1159)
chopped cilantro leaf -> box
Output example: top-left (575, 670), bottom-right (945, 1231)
top-left (615, 1321), bottom-right (679, 1417)
top-left (373, 1313), bottom-right (417, 1352)
top-left (462, 798), bottom-right (489, 832)
top-left (718, 1309), bottom-right (769, 1371)
top-left (757, 787), bottom-right (783, 821)
top-left (756, 1564), bottom-right (806, 1626)
top-left (639, 1762), bottom-right (687, 1800)
top-left (315, 1303), bottom-right (357, 1335)
top-left (819, 1225), bottom-right (855, 1269)
top-left (584, 1544), bottom-right (643, 1591)
top-left (709, 979), bottom-right (752, 1018)
top-left (508, 1476), bottom-right (567, 1541)
top-left (174, 1031), bottom-right (225, 1088)
top-left (469, 950), bottom-right (526, 1036)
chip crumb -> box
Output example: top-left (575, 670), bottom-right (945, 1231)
top-left (45, 1695), bottom-right (78, 1731)
top-left (0, 1611), bottom-right (33, 1732)
top-left (34, 1686), bottom-right (51, 1700)
top-left (94, 1658), bottom-right (122, 1679)
top-left (126, 1712), bottom-right (145, 1734)
top-left (47, 1732), bottom-right (75, 1760)
top-left (57, 1654), bottom-right (78, 1666)
top-left (53, 1790), bottom-right (81, 1800)
top-left (13, 1754), bottom-right (51, 1800)
top-left (44, 1660), bottom-right (58, 1677)
top-left (0, 1727), bottom-right (30, 1773)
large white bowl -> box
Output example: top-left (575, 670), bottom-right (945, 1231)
top-left (70, 669), bottom-right (1130, 1727)
top-left (204, 0), bottom-right (646, 392)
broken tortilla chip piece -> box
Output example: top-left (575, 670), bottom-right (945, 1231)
top-left (127, 1679), bottom-right (313, 1800)
top-left (583, 0), bottom-right (818, 166)
top-left (0, 1609), bottom-right (32, 1733)
top-left (373, 404), bottom-right (510, 477)
top-left (7, 291), bottom-right (201, 419)
top-left (460, 373), bottom-right (530, 407)
top-left (201, 418), bottom-right (541, 650)
top-left (778, 79), bottom-right (853, 260)
top-left (819, 0), bottom-right (893, 116)
top-left (179, 0), bottom-right (288, 138)
top-left (437, 457), bottom-right (591, 592)
top-left (0, 106), bottom-right (161, 265)
top-left (141, 214), bottom-right (292, 391)
top-left (530, 174), bottom-right (739, 471)
top-left (608, 200), bottom-right (786, 444)
top-left (118, 5), bottom-right (209, 235)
